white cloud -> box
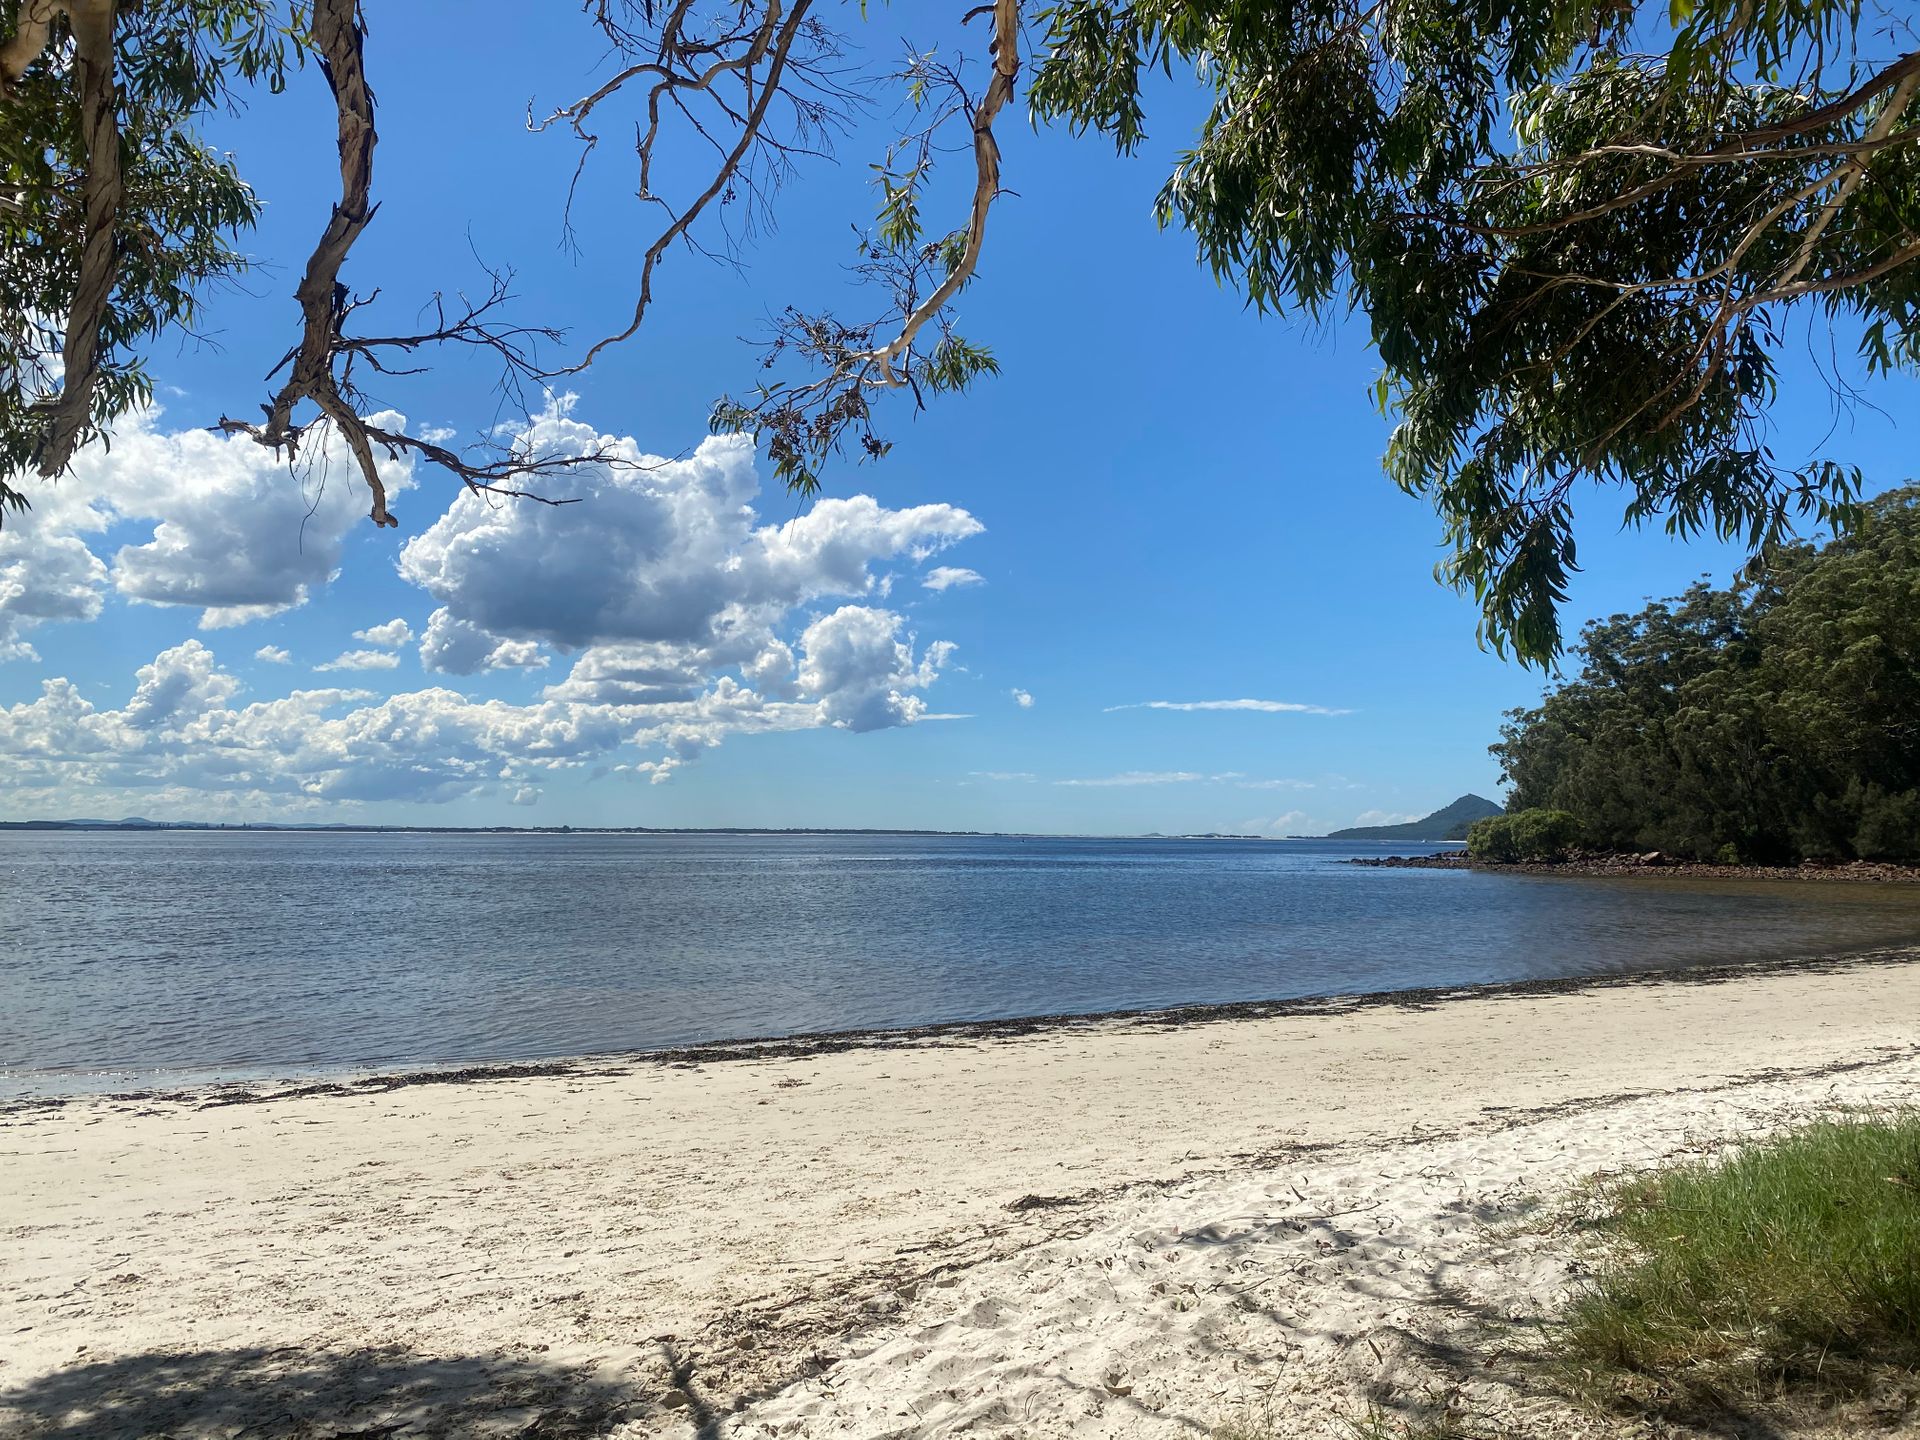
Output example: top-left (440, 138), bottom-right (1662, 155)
top-left (509, 785), bottom-right (541, 807)
top-left (1055, 770), bottom-right (1211, 787)
top-left (0, 405), bottom-right (417, 656)
top-left (0, 642), bottom-right (623, 806)
top-left (0, 402), bottom-right (981, 812)
top-left (795, 605), bottom-right (954, 733)
top-left (417, 608), bottom-right (550, 675)
top-left (0, 469), bottom-right (114, 661)
top-left (316, 649), bottom-right (401, 672)
top-left (922, 565), bottom-right (984, 591)
top-left (1051, 770), bottom-right (1308, 789)
top-left (81, 407), bottom-right (416, 628)
top-left (971, 770), bottom-right (1037, 782)
top-left (254, 645), bottom-right (292, 664)
top-left (1010, 688), bottom-right (1033, 708)
top-left (399, 408), bottom-right (979, 658)
top-left (123, 640), bottom-right (240, 730)
top-left (1350, 809), bottom-right (1419, 826)
top-left (1105, 698), bottom-right (1351, 717)
top-left (0, 526), bottom-right (108, 661)
top-left (0, 404), bottom-right (984, 812)
top-left (539, 640), bottom-right (707, 705)
top-left (354, 618), bottom-right (413, 648)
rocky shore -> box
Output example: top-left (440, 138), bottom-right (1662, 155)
top-left (1351, 850), bottom-right (1920, 882)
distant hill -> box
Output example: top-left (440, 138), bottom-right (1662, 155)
top-left (1327, 793), bottom-right (1504, 842)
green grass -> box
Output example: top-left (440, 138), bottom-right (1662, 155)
top-left (1338, 1401), bottom-right (1504, 1438)
top-left (1562, 1112), bottom-right (1920, 1407)
top-left (1211, 1403), bottom-right (1500, 1440)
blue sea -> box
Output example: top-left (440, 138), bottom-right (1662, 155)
top-left (5, 829), bottom-right (1920, 1097)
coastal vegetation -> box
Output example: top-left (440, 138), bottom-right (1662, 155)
top-left (1492, 486), bottom-right (1920, 863)
top-left (1562, 1112), bottom-right (1920, 1416)
top-left (1463, 809), bottom-right (1579, 862)
top-left (6, 0), bottom-right (1919, 658)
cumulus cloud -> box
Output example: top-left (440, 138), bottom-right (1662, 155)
top-left (316, 649), bottom-right (401, 672)
top-left (123, 640), bottom-right (241, 730)
top-left (417, 608), bottom-right (549, 675)
top-left (354, 618), bottom-right (413, 648)
top-left (1105, 698), bottom-right (1352, 717)
top-left (922, 566), bottom-right (984, 591)
top-left (254, 645), bottom-right (292, 664)
top-left (0, 466), bottom-right (114, 661)
top-left (0, 405), bottom-right (417, 656)
top-left (540, 640), bottom-right (707, 705)
top-left (398, 409), bottom-right (979, 660)
top-left (2, 403), bottom-right (983, 811)
top-left (0, 641), bottom-right (623, 806)
top-left (1010, 688), bottom-right (1033, 708)
top-left (509, 785), bottom-right (541, 807)
top-left (0, 527), bottom-right (108, 661)
top-left (82, 407), bottom-right (415, 628)
top-left (796, 605), bottom-right (954, 733)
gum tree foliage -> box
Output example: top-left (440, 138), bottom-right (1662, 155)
top-left (1493, 485), bottom-right (1920, 862)
top-left (3, 0), bottom-right (1918, 660)
top-left (1031, 0), bottom-right (1920, 660)
top-left (1, 1), bottom-right (294, 498)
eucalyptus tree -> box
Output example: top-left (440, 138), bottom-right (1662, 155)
top-left (4, 0), bottom-right (1917, 661)
top-left (1492, 484), bottom-right (1920, 861)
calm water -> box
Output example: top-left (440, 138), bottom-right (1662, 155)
top-left (5, 830), bottom-right (1920, 1097)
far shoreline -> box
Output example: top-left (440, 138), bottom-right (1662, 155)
top-left (11, 942), bottom-right (1918, 1114)
top-left (1353, 849), bottom-right (1920, 882)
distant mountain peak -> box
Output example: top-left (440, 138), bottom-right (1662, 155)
top-left (1326, 793), bottom-right (1503, 842)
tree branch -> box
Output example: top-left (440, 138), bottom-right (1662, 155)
top-left (0, 0), bottom-right (58, 90)
top-left (841, 0), bottom-right (1019, 387)
top-left (31, 0), bottom-right (121, 478)
top-left (545, 0), bottom-right (829, 372)
top-left (217, 1), bottom-right (605, 522)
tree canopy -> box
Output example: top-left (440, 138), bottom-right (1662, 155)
top-left (1494, 485), bottom-right (1920, 862)
top-left (3, 0), bottom-right (1917, 661)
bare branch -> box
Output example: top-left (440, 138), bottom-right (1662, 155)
top-left (544, 0), bottom-right (831, 372)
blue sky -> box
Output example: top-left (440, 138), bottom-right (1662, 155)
top-left (2, 4), bottom-right (1913, 834)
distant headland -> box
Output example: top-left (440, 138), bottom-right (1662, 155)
top-left (1321, 794), bottom-right (1505, 842)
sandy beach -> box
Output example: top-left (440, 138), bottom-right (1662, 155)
top-left (5, 950), bottom-right (1919, 1439)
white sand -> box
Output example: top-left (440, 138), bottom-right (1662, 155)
top-left (4, 953), bottom-right (1918, 1439)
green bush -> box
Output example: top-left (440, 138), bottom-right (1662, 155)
top-left (1465, 809), bottom-right (1579, 862)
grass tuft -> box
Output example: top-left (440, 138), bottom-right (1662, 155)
top-left (1561, 1111), bottom-right (1920, 1406)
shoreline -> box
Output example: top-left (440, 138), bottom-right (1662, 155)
top-left (1353, 849), bottom-right (1920, 881)
top-left (9, 942), bottom-right (1920, 1113)
top-left (6, 950), bottom-right (1920, 1438)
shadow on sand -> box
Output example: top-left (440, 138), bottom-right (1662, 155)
top-left (0, 1343), bottom-right (635, 1440)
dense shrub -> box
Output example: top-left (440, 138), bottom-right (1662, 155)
top-left (1466, 809), bottom-right (1580, 862)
